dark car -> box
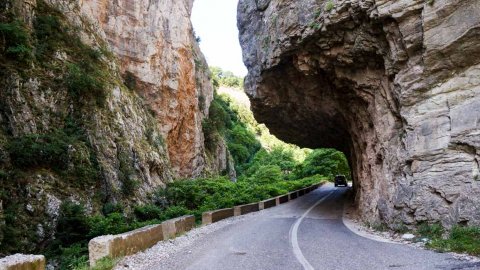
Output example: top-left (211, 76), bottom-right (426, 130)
top-left (334, 175), bottom-right (348, 187)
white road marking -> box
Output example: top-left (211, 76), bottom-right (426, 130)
top-left (289, 189), bottom-right (336, 270)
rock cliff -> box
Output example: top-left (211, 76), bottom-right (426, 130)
top-left (0, 0), bottom-right (231, 254)
top-left (79, 0), bottom-right (215, 178)
top-left (238, 0), bottom-right (480, 227)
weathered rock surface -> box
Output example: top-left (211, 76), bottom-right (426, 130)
top-left (0, 254), bottom-right (45, 270)
top-left (238, 0), bottom-right (480, 226)
top-left (79, 0), bottom-right (214, 178)
top-left (0, 0), bottom-right (233, 254)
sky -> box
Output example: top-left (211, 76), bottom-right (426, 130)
top-left (191, 0), bottom-right (248, 77)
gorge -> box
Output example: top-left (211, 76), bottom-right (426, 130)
top-left (1, 0), bottom-right (480, 265)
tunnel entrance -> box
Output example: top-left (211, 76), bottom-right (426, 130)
top-left (238, 1), bottom-right (408, 225)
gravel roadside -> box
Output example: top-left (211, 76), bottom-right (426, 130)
top-left (342, 201), bottom-right (480, 265)
top-left (114, 211), bottom-right (262, 270)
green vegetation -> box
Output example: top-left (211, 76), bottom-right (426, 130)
top-left (0, 19), bottom-right (33, 62)
top-left (203, 78), bottom-right (350, 181)
top-left (65, 63), bottom-right (106, 106)
top-left (210, 67), bottom-right (244, 89)
top-left (418, 224), bottom-right (480, 256)
top-left (203, 93), bottom-right (261, 173)
top-left (1, 0), bottom-right (110, 105)
top-left (6, 122), bottom-right (100, 186)
top-left (325, 1), bottom-right (335, 12)
top-left (49, 174), bottom-right (323, 268)
top-left (293, 148), bottom-right (351, 180)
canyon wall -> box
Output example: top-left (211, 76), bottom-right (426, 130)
top-left (238, 0), bottom-right (480, 227)
top-left (79, 0), bottom-right (214, 178)
top-left (0, 0), bottom-right (231, 254)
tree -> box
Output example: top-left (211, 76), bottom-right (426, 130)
top-left (294, 149), bottom-right (350, 180)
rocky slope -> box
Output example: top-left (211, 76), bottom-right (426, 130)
top-left (0, 0), bottom-right (231, 254)
top-left (238, 0), bottom-right (480, 227)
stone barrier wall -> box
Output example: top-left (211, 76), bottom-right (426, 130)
top-left (88, 215), bottom-right (195, 267)
top-left (259, 197), bottom-right (277, 210)
top-left (234, 202), bottom-right (260, 216)
top-left (202, 208), bottom-right (235, 225)
top-left (0, 254), bottom-right (45, 270)
top-left (278, 194), bottom-right (289, 204)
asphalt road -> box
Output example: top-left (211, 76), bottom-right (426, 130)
top-left (150, 184), bottom-right (479, 270)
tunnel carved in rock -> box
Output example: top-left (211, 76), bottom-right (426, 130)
top-left (238, 0), bottom-right (480, 227)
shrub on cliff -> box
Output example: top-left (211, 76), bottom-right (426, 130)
top-left (66, 63), bottom-right (106, 106)
top-left (6, 127), bottom-right (100, 186)
top-left (0, 19), bottom-right (33, 62)
top-left (55, 201), bottom-right (90, 246)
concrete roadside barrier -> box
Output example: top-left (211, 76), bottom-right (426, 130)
top-left (234, 202), bottom-right (260, 216)
top-left (289, 191), bottom-right (298, 200)
top-left (89, 224), bottom-right (164, 267)
top-left (0, 254), bottom-right (45, 270)
top-left (259, 197), bottom-right (277, 210)
top-left (202, 208), bottom-right (235, 225)
top-left (162, 215), bottom-right (196, 239)
top-left (89, 214), bottom-right (195, 267)
top-left (278, 194), bottom-right (289, 204)
top-left (298, 189), bottom-right (305, 196)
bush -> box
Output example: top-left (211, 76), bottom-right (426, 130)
top-left (55, 201), bottom-right (90, 246)
top-left (325, 1), bottom-right (335, 12)
top-left (88, 213), bottom-right (131, 238)
top-left (0, 20), bottom-right (33, 61)
top-left (6, 127), bottom-right (99, 185)
top-left (210, 67), bottom-right (244, 89)
top-left (58, 243), bottom-right (89, 270)
top-left (251, 165), bottom-right (283, 184)
top-left (102, 202), bottom-right (124, 215)
top-left (33, 9), bottom-right (64, 59)
top-left (417, 223), bottom-right (444, 239)
top-left (7, 131), bottom-right (70, 170)
top-left (134, 204), bottom-right (163, 222)
top-left (65, 63), bottom-right (106, 105)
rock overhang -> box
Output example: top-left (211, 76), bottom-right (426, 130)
top-left (238, 0), bottom-right (480, 226)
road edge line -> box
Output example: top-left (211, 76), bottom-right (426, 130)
top-left (289, 189), bottom-right (335, 270)
top-left (341, 201), bottom-right (399, 244)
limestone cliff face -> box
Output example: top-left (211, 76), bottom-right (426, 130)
top-left (0, 0), bottom-right (231, 254)
top-left (238, 0), bottom-right (480, 227)
top-left (79, 0), bottom-right (214, 178)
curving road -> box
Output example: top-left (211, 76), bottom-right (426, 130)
top-left (146, 184), bottom-right (478, 270)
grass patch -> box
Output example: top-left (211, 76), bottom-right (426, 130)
top-left (325, 1), bottom-right (335, 12)
top-left (427, 226), bottom-right (480, 256)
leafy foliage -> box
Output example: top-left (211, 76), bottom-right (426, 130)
top-left (210, 66), bottom-right (244, 89)
top-left (325, 1), bottom-right (335, 12)
top-left (0, 19), bottom-right (33, 62)
top-left (203, 94), bottom-right (261, 172)
top-left (294, 148), bottom-right (350, 180)
top-left (55, 201), bottom-right (91, 246)
top-left (65, 63), bottom-right (107, 106)
top-left (163, 175), bottom-right (325, 220)
top-left (6, 124), bottom-right (99, 186)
